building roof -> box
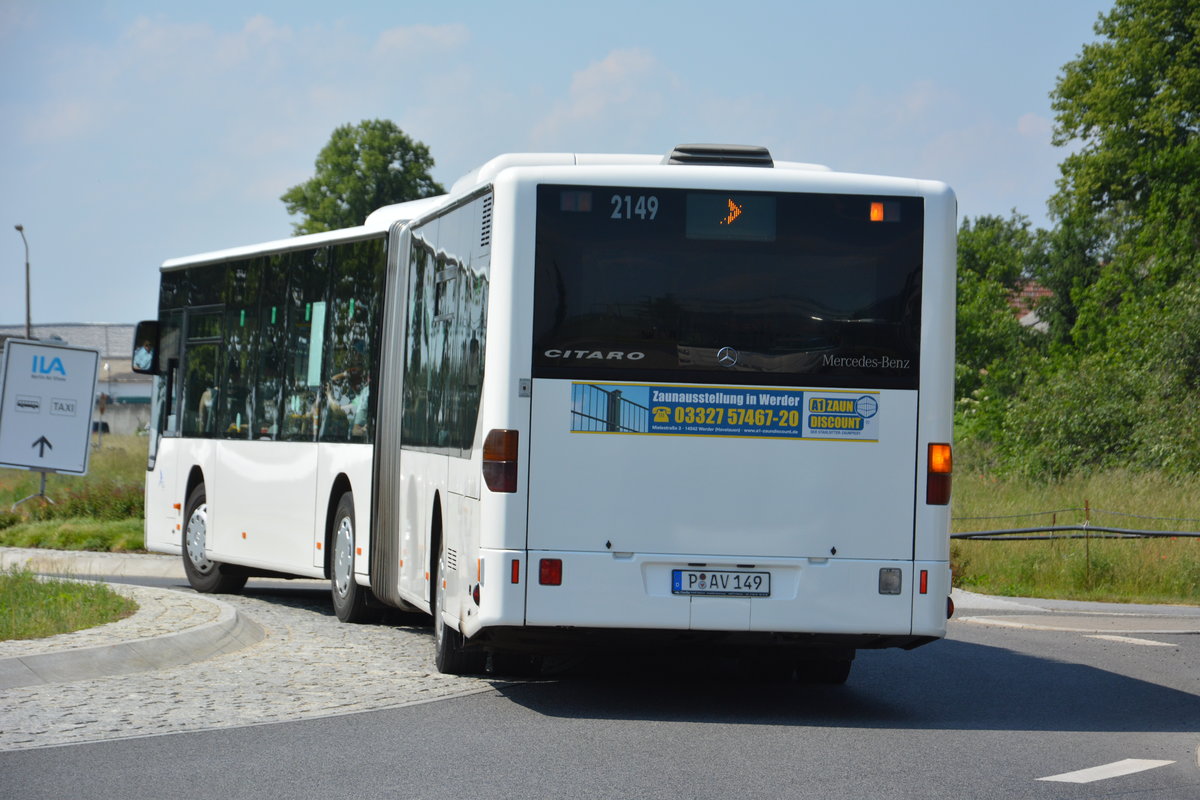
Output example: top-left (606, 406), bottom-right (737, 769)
top-left (0, 323), bottom-right (135, 357)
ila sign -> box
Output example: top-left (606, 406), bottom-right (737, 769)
top-left (31, 355), bottom-right (67, 377)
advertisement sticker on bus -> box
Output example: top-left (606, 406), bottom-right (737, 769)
top-left (570, 382), bottom-right (879, 441)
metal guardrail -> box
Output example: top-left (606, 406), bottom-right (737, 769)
top-left (952, 525), bottom-right (1200, 541)
top-left (951, 500), bottom-right (1200, 541)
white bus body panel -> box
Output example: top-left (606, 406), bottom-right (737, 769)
top-left (207, 441), bottom-right (320, 573)
top-left (528, 382), bottom-right (917, 561)
top-left (145, 437), bottom-right (186, 554)
top-left (145, 438), bottom-right (375, 581)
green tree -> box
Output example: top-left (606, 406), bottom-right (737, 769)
top-left (282, 120), bottom-right (444, 234)
top-left (954, 214), bottom-right (1043, 411)
top-left (1048, 0), bottom-right (1200, 345)
top-left (994, 0), bottom-right (1200, 478)
top-left (1031, 213), bottom-right (1116, 345)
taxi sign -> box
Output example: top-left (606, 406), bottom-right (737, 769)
top-left (0, 339), bottom-right (100, 475)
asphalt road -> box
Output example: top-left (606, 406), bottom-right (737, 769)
top-left (1, 580), bottom-right (1197, 800)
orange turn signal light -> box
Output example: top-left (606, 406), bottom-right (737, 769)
top-left (483, 429), bottom-right (519, 493)
top-left (927, 443), bottom-right (952, 505)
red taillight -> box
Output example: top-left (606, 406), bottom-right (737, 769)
top-left (539, 558), bottom-right (562, 586)
top-left (920, 569), bottom-right (929, 594)
top-left (483, 429), bottom-right (519, 493)
top-left (511, 559), bottom-right (520, 584)
top-left (927, 443), bottom-right (952, 505)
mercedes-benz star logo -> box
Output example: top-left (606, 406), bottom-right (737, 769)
top-left (717, 347), bottom-right (739, 367)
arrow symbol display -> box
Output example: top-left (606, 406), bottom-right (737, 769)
top-left (32, 436), bottom-right (53, 457)
top-left (720, 198), bottom-right (744, 226)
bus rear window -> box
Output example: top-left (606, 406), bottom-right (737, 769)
top-left (532, 185), bottom-right (924, 389)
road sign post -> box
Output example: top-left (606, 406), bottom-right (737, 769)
top-left (0, 339), bottom-right (100, 509)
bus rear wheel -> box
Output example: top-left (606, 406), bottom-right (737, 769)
top-left (433, 538), bottom-right (485, 675)
top-left (796, 650), bottom-right (853, 685)
top-left (330, 491), bottom-right (371, 623)
top-left (182, 484), bottom-right (247, 594)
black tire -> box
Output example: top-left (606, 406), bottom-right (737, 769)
top-left (433, 536), bottom-right (486, 675)
top-left (330, 492), bottom-right (371, 623)
top-left (181, 484), bottom-right (247, 594)
top-left (797, 654), bottom-right (853, 685)
top-left (489, 650), bottom-right (543, 678)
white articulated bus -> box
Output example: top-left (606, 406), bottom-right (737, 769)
top-left (134, 144), bottom-right (956, 682)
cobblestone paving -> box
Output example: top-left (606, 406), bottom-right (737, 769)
top-left (0, 585), bottom-right (492, 752)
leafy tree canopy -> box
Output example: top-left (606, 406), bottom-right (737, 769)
top-left (1049, 0), bottom-right (1200, 344)
top-left (282, 120), bottom-right (444, 235)
top-left (959, 0), bottom-right (1200, 477)
top-left (954, 214), bottom-right (1044, 439)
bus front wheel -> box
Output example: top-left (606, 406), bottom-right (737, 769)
top-left (330, 491), bottom-right (371, 623)
top-left (182, 484), bottom-right (247, 594)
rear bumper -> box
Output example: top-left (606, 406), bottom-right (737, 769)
top-left (469, 626), bottom-right (937, 656)
top-left (467, 548), bottom-right (948, 645)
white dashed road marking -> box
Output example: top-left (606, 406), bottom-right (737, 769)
top-left (1037, 758), bottom-right (1175, 784)
top-left (1085, 634), bottom-right (1174, 647)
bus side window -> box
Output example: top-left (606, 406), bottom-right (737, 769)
top-left (254, 254), bottom-right (287, 440)
top-left (182, 343), bottom-right (220, 436)
top-left (219, 261), bottom-right (260, 439)
top-left (280, 249), bottom-right (329, 442)
top-left (322, 238), bottom-right (383, 443)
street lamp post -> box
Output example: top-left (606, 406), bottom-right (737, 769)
top-left (97, 362), bottom-right (110, 449)
top-left (14, 224), bottom-right (30, 339)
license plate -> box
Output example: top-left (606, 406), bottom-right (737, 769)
top-left (671, 569), bottom-right (770, 597)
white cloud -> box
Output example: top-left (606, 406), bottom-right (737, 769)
top-left (531, 49), bottom-right (676, 148)
top-left (1017, 112), bottom-right (1052, 140)
top-left (374, 24), bottom-right (469, 57)
top-left (22, 98), bottom-right (103, 141)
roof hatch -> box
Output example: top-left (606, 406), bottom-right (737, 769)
top-left (664, 144), bottom-right (774, 168)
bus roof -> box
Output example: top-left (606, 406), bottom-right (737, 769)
top-left (161, 146), bottom-right (844, 270)
top-left (443, 148), bottom-right (831, 198)
top-left (161, 195), bottom-right (444, 271)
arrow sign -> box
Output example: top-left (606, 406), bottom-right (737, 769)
top-left (720, 198), bottom-right (744, 226)
top-left (0, 339), bottom-right (98, 475)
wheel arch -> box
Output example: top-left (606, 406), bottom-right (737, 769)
top-left (184, 466), bottom-right (205, 511)
top-left (323, 473), bottom-right (354, 579)
top-left (429, 490), bottom-right (443, 605)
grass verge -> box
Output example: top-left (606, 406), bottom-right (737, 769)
top-left (952, 469), bottom-right (1200, 605)
top-left (0, 518), bottom-right (144, 552)
top-left (0, 567), bottom-right (137, 641)
top-left (0, 435), bottom-right (147, 553)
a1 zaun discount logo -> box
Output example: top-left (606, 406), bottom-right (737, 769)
top-left (806, 394), bottom-right (880, 435)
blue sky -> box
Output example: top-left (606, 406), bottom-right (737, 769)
top-left (1, 0), bottom-right (1111, 326)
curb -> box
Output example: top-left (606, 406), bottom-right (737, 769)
top-left (0, 584), bottom-right (265, 689)
top-left (1, 548), bottom-right (265, 688)
top-left (0, 546), bottom-right (185, 580)
top-left (952, 589), bottom-right (1200, 635)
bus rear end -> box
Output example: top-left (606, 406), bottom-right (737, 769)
top-left (478, 155), bottom-right (955, 676)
